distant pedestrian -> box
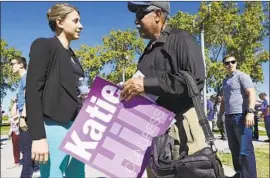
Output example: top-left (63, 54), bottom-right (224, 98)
top-left (252, 104), bottom-right (260, 140)
top-left (259, 93), bottom-right (269, 142)
top-left (7, 97), bottom-right (20, 169)
top-left (217, 95), bottom-right (227, 140)
top-left (207, 96), bottom-right (214, 130)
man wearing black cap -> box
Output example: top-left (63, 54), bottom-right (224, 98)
top-left (121, 1), bottom-right (207, 176)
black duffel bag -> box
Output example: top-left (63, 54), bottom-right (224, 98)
top-left (148, 71), bottom-right (224, 178)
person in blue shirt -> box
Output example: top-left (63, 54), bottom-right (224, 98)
top-left (220, 54), bottom-right (257, 178)
top-left (207, 97), bottom-right (214, 130)
top-left (259, 93), bottom-right (269, 142)
top-left (10, 56), bottom-right (39, 178)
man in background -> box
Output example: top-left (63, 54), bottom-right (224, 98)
top-left (220, 54), bottom-right (257, 178)
top-left (10, 56), bottom-right (39, 178)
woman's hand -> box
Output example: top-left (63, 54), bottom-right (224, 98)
top-left (19, 118), bottom-right (28, 132)
top-left (32, 139), bottom-right (49, 164)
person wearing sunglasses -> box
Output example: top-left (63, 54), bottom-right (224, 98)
top-left (219, 54), bottom-right (257, 178)
top-left (122, 1), bottom-right (207, 177)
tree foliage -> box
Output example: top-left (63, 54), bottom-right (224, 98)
top-left (75, 45), bottom-right (107, 85)
top-left (0, 39), bottom-right (22, 103)
top-left (2, 114), bottom-right (9, 121)
top-left (102, 29), bottom-right (145, 83)
top-left (169, 1), bottom-right (269, 91)
top-left (75, 29), bottom-right (145, 84)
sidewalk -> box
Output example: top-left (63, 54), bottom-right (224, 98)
top-left (1, 134), bottom-right (268, 178)
top-left (0, 134), bottom-right (119, 178)
top-left (258, 126), bottom-right (266, 131)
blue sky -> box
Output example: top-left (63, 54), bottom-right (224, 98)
top-left (1, 1), bottom-right (269, 112)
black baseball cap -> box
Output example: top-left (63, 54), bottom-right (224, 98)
top-left (128, 1), bottom-right (170, 14)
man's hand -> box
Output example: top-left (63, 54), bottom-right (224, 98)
top-left (245, 113), bottom-right (255, 128)
top-left (19, 118), bottom-right (28, 132)
top-left (120, 77), bottom-right (144, 101)
top-left (32, 139), bottom-right (49, 164)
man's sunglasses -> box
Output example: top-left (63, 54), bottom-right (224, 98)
top-left (224, 60), bottom-right (236, 65)
top-left (136, 9), bottom-right (160, 20)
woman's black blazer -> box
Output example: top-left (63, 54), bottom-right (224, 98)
top-left (26, 37), bottom-right (84, 140)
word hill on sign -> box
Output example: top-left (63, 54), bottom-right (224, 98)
top-left (59, 77), bottom-right (175, 178)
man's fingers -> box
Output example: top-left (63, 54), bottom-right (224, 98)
top-left (120, 87), bottom-right (131, 100)
top-left (246, 120), bottom-right (249, 127)
top-left (250, 120), bottom-right (254, 127)
top-left (246, 119), bottom-right (254, 128)
top-left (120, 91), bottom-right (126, 101)
top-left (122, 85), bottom-right (131, 94)
top-left (126, 93), bottom-right (135, 101)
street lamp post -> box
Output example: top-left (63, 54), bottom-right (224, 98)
top-left (122, 56), bottom-right (130, 83)
top-left (122, 66), bottom-right (125, 83)
top-left (201, 24), bottom-right (208, 115)
top-left (193, 4), bottom-right (211, 114)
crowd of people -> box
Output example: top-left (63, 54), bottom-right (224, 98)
top-left (1, 1), bottom-right (269, 178)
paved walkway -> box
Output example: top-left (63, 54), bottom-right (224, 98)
top-left (1, 134), bottom-right (268, 178)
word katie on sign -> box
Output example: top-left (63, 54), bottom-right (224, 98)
top-left (59, 77), bottom-right (175, 177)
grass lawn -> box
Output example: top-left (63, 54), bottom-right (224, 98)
top-left (258, 121), bottom-right (265, 128)
top-left (213, 124), bottom-right (267, 136)
top-left (259, 130), bottom-right (267, 136)
top-left (0, 125), bottom-right (10, 135)
top-left (218, 144), bottom-right (269, 178)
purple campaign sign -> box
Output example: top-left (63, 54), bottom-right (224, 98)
top-left (59, 77), bottom-right (175, 178)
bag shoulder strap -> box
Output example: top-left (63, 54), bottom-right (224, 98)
top-left (178, 71), bottom-right (215, 144)
top-left (160, 40), bottom-right (215, 145)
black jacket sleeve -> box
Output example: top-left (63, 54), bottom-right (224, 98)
top-left (143, 31), bottom-right (205, 97)
top-left (26, 38), bottom-right (52, 140)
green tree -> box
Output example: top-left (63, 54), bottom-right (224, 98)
top-left (75, 45), bottom-right (107, 85)
top-left (169, 2), bottom-right (269, 91)
top-left (102, 29), bottom-right (145, 83)
top-left (169, 11), bottom-right (198, 34)
top-left (74, 29), bottom-right (145, 85)
top-left (2, 114), bottom-right (9, 122)
top-left (0, 39), bottom-right (22, 103)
